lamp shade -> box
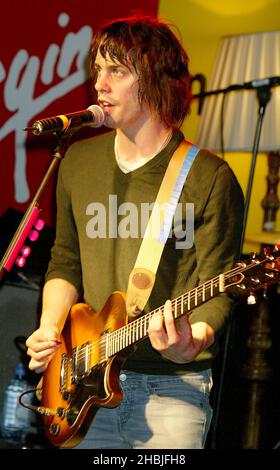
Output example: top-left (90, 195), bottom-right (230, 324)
top-left (196, 31), bottom-right (280, 152)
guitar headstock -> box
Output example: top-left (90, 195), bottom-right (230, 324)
top-left (225, 246), bottom-right (280, 300)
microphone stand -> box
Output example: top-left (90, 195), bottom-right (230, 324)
top-left (193, 81), bottom-right (277, 449)
top-left (239, 86), bottom-right (272, 247)
top-left (0, 132), bottom-right (73, 283)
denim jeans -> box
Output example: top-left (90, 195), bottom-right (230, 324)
top-left (76, 369), bottom-right (213, 449)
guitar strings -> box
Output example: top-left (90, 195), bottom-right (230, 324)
top-left (73, 260), bottom-right (266, 364)
top-left (73, 260), bottom-right (266, 366)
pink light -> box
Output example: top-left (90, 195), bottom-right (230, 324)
top-left (34, 218), bottom-right (45, 231)
top-left (21, 245), bottom-right (32, 257)
top-left (29, 229), bottom-right (39, 242)
top-left (16, 256), bottom-right (26, 268)
top-left (3, 205), bottom-right (39, 272)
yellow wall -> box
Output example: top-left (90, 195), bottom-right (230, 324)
top-left (158, 0), bottom-right (280, 253)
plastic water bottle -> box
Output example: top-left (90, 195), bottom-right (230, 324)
top-left (0, 363), bottom-right (33, 445)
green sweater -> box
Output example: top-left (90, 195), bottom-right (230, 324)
top-left (46, 130), bottom-right (244, 374)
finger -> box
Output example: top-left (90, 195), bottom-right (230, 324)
top-left (28, 340), bottom-right (61, 354)
top-left (148, 309), bottom-right (168, 350)
top-left (148, 309), bottom-right (164, 335)
top-left (26, 329), bottom-right (60, 348)
top-left (176, 315), bottom-right (193, 339)
top-left (26, 344), bottom-right (60, 361)
top-left (163, 300), bottom-right (178, 341)
top-left (29, 357), bottom-right (50, 373)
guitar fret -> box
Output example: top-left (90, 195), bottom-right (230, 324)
top-left (116, 331), bottom-right (120, 352)
top-left (108, 333), bottom-right (111, 356)
top-left (219, 274), bottom-right (225, 292)
top-left (85, 343), bottom-right (90, 371)
top-left (144, 316), bottom-right (149, 337)
top-left (112, 334), bottom-right (115, 356)
top-left (114, 333), bottom-right (117, 355)
top-left (111, 334), bottom-right (114, 356)
top-left (125, 331), bottom-right (128, 348)
top-left (126, 325), bottom-right (130, 347)
top-left (99, 338), bottom-right (104, 363)
top-left (140, 318), bottom-right (143, 338)
top-left (174, 300), bottom-right (177, 319)
top-left (202, 284), bottom-right (205, 302)
top-left (130, 323), bottom-right (133, 345)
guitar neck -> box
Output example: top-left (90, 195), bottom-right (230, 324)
top-left (71, 253), bottom-right (279, 379)
top-left (108, 273), bottom-right (225, 356)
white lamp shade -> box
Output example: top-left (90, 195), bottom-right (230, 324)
top-left (196, 31), bottom-right (280, 152)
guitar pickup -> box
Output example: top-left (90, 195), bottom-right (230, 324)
top-left (71, 342), bottom-right (91, 382)
top-left (60, 353), bottom-right (75, 395)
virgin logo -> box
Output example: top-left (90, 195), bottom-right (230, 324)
top-left (0, 12), bottom-right (93, 203)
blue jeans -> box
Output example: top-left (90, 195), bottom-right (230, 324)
top-left (76, 369), bottom-right (213, 449)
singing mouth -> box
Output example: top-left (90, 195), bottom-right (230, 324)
top-left (98, 100), bottom-right (114, 111)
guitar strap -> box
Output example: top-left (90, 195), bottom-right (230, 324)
top-left (126, 139), bottom-right (200, 318)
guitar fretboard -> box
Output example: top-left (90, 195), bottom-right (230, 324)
top-left (69, 254), bottom-right (279, 380)
top-left (108, 274), bottom-right (224, 356)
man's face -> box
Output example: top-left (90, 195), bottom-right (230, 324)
top-left (94, 49), bottom-right (151, 134)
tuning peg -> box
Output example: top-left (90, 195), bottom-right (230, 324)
top-left (263, 247), bottom-right (271, 256)
top-left (237, 262), bottom-right (247, 268)
top-left (247, 293), bottom-right (256, 305)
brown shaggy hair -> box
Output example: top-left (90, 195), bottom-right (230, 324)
top-left (89, 15), bottom-right (192, 129)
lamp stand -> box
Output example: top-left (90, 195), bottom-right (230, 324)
top-left (240, 85), bottom-right (275, 449)
top-left (262, 151), bottom-right (280, 231)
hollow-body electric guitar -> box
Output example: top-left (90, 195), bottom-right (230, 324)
top-left (38, 251), bottom-right (280, 448)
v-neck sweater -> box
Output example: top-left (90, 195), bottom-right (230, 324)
top-left (46, 129), bottom-right (244, 374)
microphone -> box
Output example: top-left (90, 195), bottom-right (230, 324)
top-left (227, 76), bottom-right (280, 91)
top-left (243, 76), bottom-right (280, 89)
top-left (24, 105), bottom-right (105, 135)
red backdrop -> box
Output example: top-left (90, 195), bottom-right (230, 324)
top-left (0, 0), bottom-right (159, 228)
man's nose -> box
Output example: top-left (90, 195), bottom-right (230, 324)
top-left (95, 71), bottom-right (110, 92)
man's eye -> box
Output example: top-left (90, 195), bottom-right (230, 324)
top-left (113, 68), bottom-right (125, 76)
